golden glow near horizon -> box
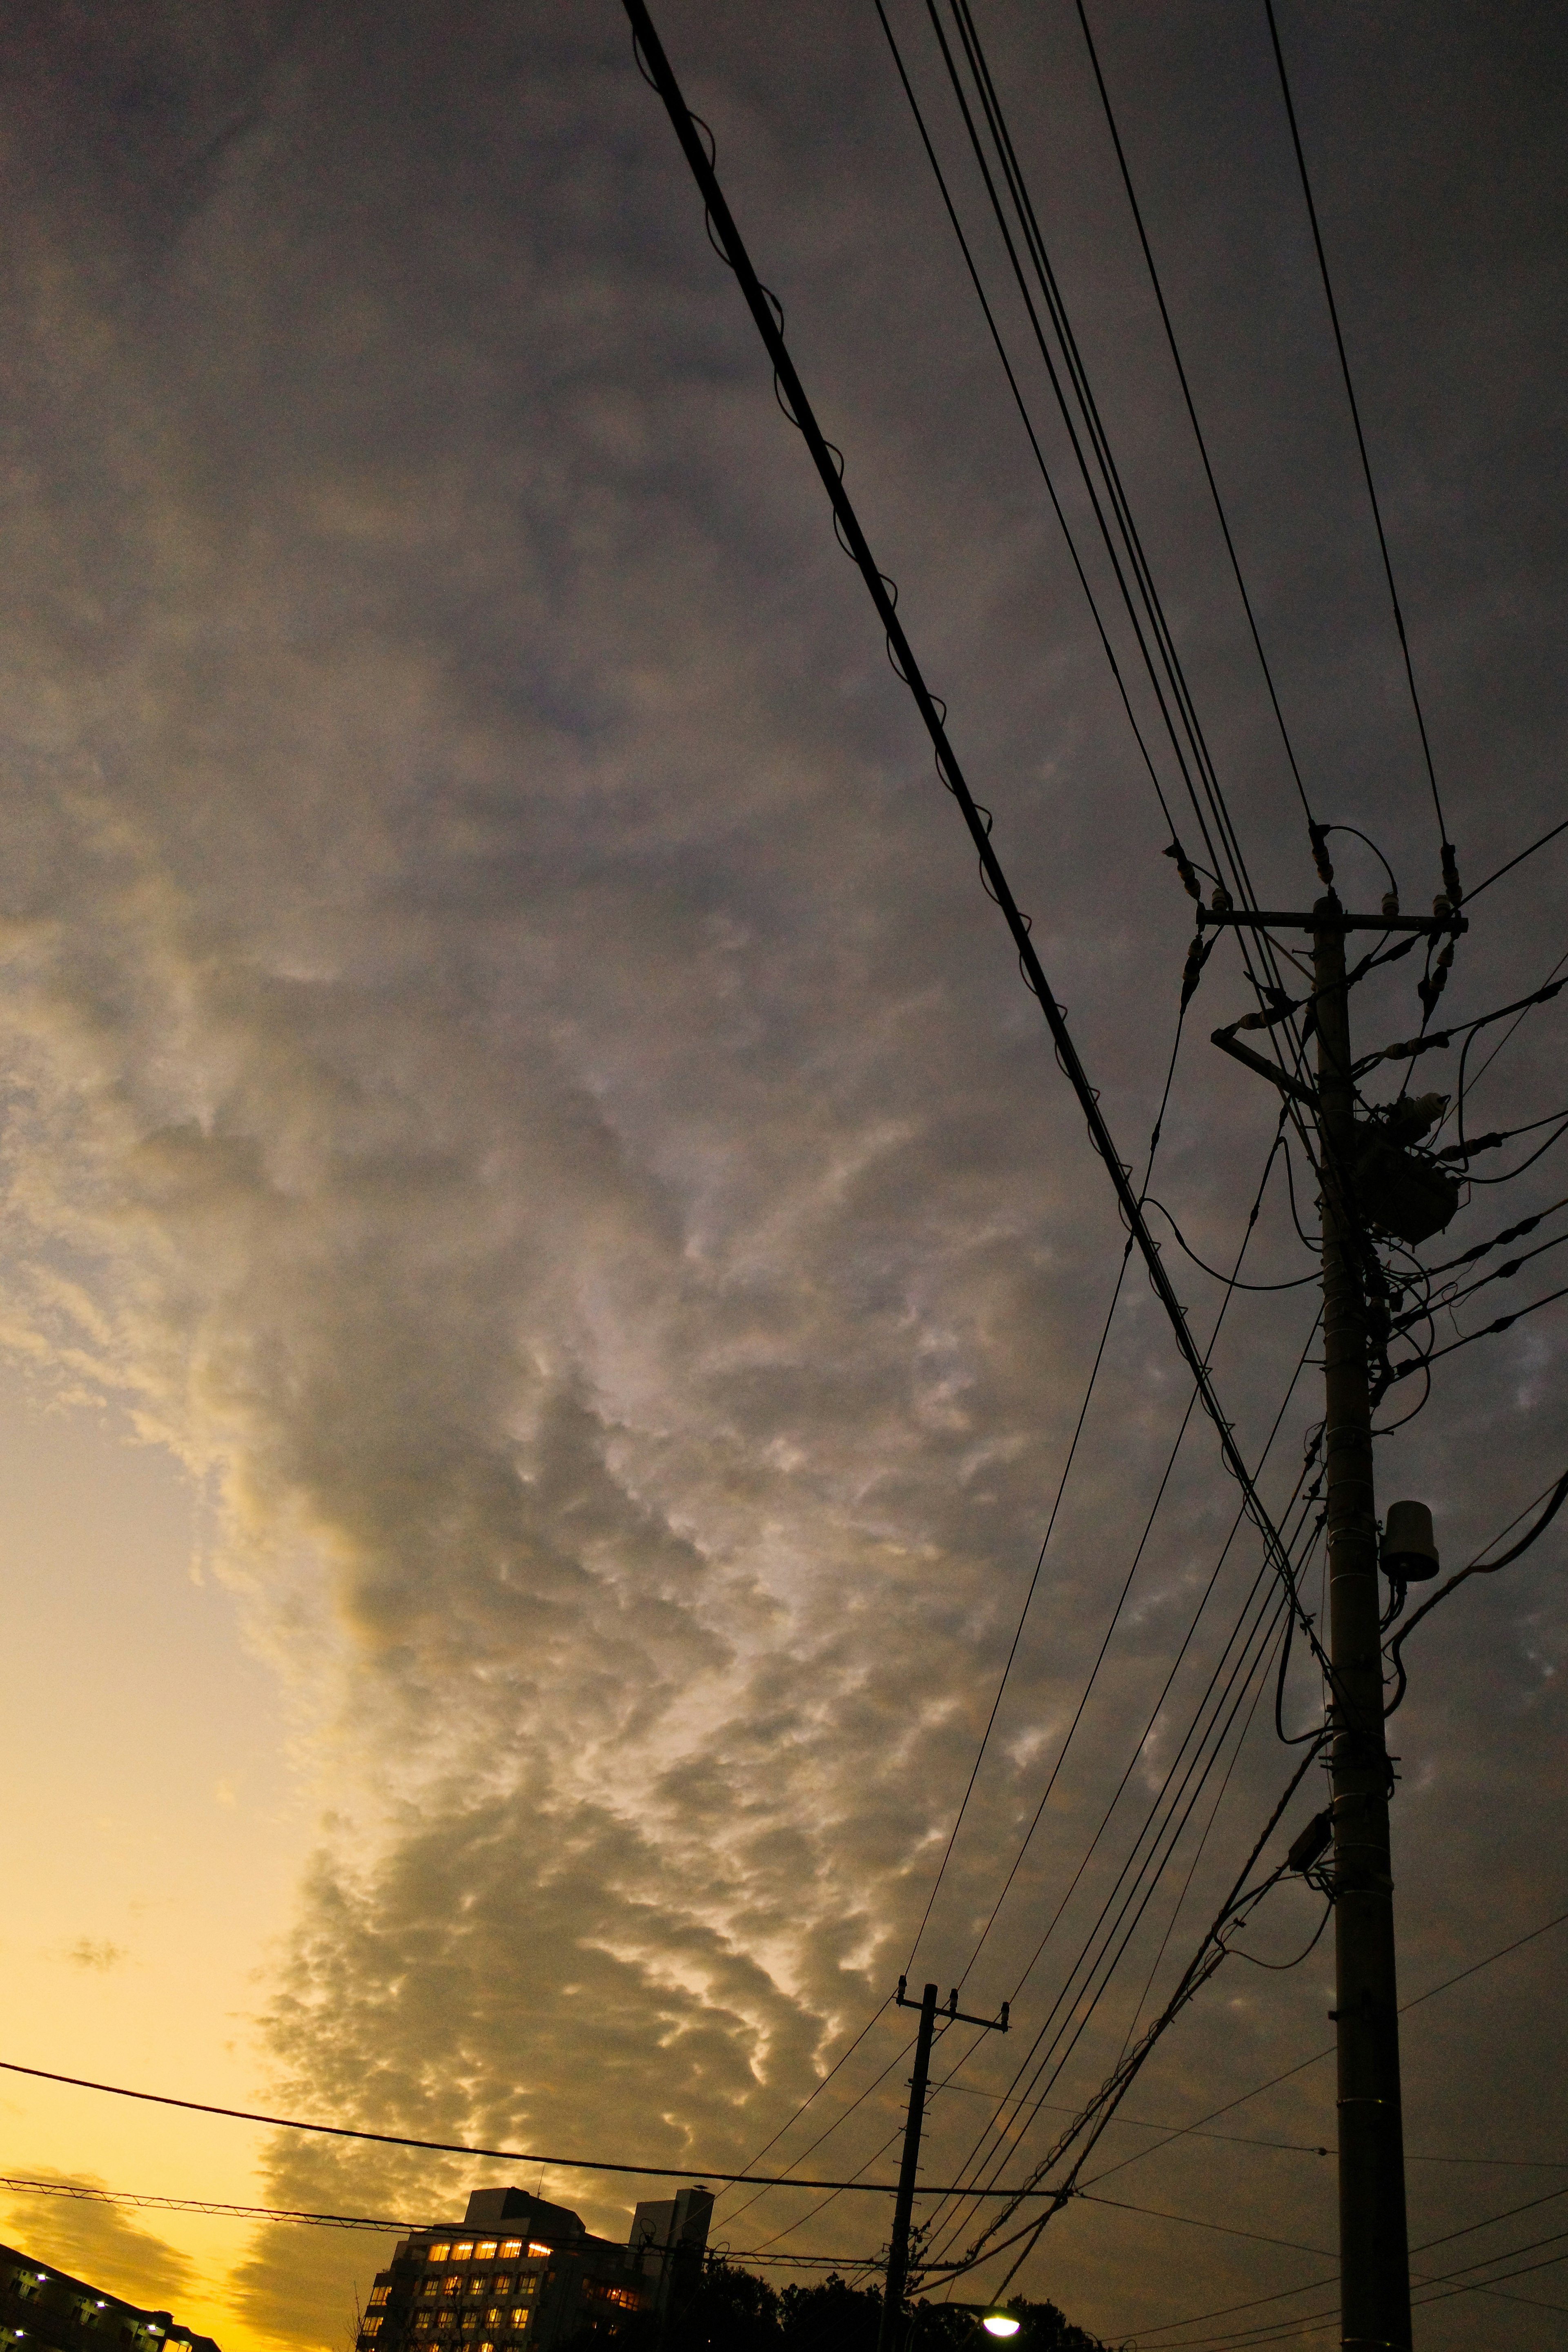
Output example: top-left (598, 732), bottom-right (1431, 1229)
top-left (0, 1376), bottom-right (338, 2352)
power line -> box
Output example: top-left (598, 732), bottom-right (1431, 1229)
top-left (1081, 1900), bottom-right (1568, 2192)
top-left (920, 1455), bottom-right (1326, 2258)
top-left (0, 2177), bottom-right (425, 2234)
top-left (1073, 0), bottom-right (1316, 829)
top-left (905, 1242), bottom-right (1135, 1975)
top-left (883, 0), bottom-right (1324, 1174)
top-left (955, 1167), bottom-right (1321, 1998)
top-left (909, 987), bottom-right (1206, 1984)
top-left (710, 1998), bottom-right (894, 2216)
top-left (1262, 0), bottom-right (1451, 860)
top-left (621, 0), bottom-right (1326, 1737)
top-left (0, 2058), bottom-right (1051, 2199)
top-left (1463, 813), bottom-right (1568, 903)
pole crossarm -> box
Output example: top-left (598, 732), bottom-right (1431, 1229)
top-left (896, 1976), bottom-right (1009, 2035)
top-left (1199, 906), bottom-right (1466, 936)
top-left (1211, 1027), bottom-right (1321, 1109)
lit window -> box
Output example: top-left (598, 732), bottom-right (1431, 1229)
top-left (485, 2314), bottom-right (501, 2328)
top-left (453, 2246), bottom-right (474, 2263)
top-left (509, 2320), bottom-right (529, 2335)
top-left (368, 2290), bottom-right (391, 2309)
top-left (443, 2280), bottom-right (462, 2296)
top-left (475, 2244), bottom-right (497, 2262)
top-left (499, 2244), bottom-right (521, 2261)
top-left (428, 2248), bottom-right (451, 2265)
top-left (421, 2283), bottom-right (439, 2300)
top-left (461, 2317), bottom-right (478, 2334)
top-left (360, 2323), bottom-right (382, 2339)
top-left (414, 2318), bottom-right (432, 2334)
top-left (493, 2278), bottom-right (511, 2295)
top-left (436, 2316), bottom-right (454, 2332)
top-left (464, 2282), bottom-right (485, 2299)
top-left (526, 2246), bottom-right (550, 2260)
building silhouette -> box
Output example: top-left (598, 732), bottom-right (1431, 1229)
top-left (356, 2186), bottom-right (655, 2352)
top-left (625, 2189), bottom-right (713, 2318)
top-left (0, 2239), bottom-right (219, 2352)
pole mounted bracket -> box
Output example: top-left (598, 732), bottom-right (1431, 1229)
top-left (1211, 1025), bottom-right (1322, 1110)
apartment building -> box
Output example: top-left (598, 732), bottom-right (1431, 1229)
top-left (356, 2186), bottom-right (648, 2352)
top-left (0, 2239), bottom-right (219, 2352)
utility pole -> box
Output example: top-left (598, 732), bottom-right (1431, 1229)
top-left (878, 1979), bottom-right (1008, 2352)
top-left (1312, 896), bottom-right (1410, 2351)
top-left (1205, 882), bottom-right (1464, 2350)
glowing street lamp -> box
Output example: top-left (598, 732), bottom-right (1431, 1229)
top-left (980, 2317), bottom-right (1021, 2339)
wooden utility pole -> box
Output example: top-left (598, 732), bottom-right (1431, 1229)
top-left (1312, 897), bottom-right (1411, 2350)
top-left (879, 1980), bottom-right (1008, 2352)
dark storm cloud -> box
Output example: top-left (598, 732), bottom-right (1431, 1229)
top-left (1, 3), bottom-right (1564, 2345)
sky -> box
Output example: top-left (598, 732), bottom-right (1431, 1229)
top-left (0, 3), bottom-right (1564, 2348)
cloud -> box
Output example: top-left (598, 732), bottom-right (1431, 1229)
top-left (64, 1940), bottom-right (129, 1973)
top-left (0, 2180), bottom-right (194, 2311)
top-left (0, 4), bottom-right (1564, 2348)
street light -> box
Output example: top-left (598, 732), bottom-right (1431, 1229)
top-left (980, 2319), bottom-right (1020, 2340)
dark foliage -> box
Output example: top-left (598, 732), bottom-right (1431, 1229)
top-left (570, 2267), bottom-right (1109, 2352)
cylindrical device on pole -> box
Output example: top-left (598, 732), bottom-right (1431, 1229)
top-left (878, 1982), bottom-right (939, 2352)
top-left (1314, 897), bottom-right (1412, 2350)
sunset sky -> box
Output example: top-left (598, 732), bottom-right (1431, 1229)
top-left (1, 5), bottom-right (1564, 2349)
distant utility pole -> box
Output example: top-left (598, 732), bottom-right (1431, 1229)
top-left (1207, 879), bottom-right (1463, 2352)
top-left (879, 1979), bottom-right (1009, 2352)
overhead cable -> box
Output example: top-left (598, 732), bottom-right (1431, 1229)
top-left (1074, 0), bottom-right (1316, 830)
top-left (621, 0), bottom-right (1323, 1676)
top-left (1262, 0), bottom-right (1452, 864)
top-left (1385, 1469), bottom-right (1568, 1713)
top-left (0, 2058), bottom-right (1045, 2198)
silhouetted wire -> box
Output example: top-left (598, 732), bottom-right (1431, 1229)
top-left (1390, 1226), bottom-right (1568, 1332)
top-left (1145, 1195), bottom-right (1316, 1292)
top-left (1462, 1116), bottom-right (1568, 1185)
top-left (939, 1737), bottom-right (1333, 2292)
top-left (948, 0), bottom-right (1314, 1080)
top-left (1077, 2215), bottom-right (1568, 2348)
top-left (869, 0), bottom-right (1180, 836)
top-left (1386, 1279), bottom-right (1568, 1385)
top-left (715, 2010), bottom-right (907, 2227)
top-left (908, 986), bottom-right (1204, 1976)
top-left (0, 2056), bottom-right (1036, 2197)
top-left (905, 1236), bottom-right (1134, 1976)
top-left (1080, 1903), bottom-right (1568, 2198)
top-left (928, 1595), bottom-right (1298, 2251)
top-left (949, 1129), bottom-right (1315, 1994)
top-left (1465, 814), bottom-right (1568, 903)
top-left (1114, 1609), bottom-right (1285, 2051)
top-left (920, 1360), bottom-right (1326, 2250)
top-left (1411, 2180), bottom-right (1568, 2258)
top-left (924, 1559), bottom-right (1321, 2261)
top-left (1074, 0), bottom-right (1316, 829)
top-left (621, 0), bottom-right (1326, 1717)
top-left (0, 2179), bottom-right (427, 2234)
top-left (1370, 967), bottom-right (1568, 1082)
top-left (1385, 1466), bottom-right (1568, 1713)
top-left (1420, 1195), bottom-right (1568, 1279)
top-left (713, 1996), bottom-right (893, 2211)
top-left (1262, 0), bottom-right (1450, 859)
top-left (1457, 941), bottom-right (1568, 1105)
top-left (907, 0), bottom-right (1320, 1131)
